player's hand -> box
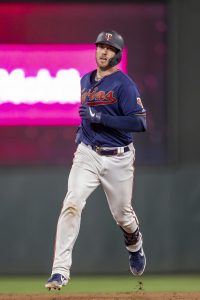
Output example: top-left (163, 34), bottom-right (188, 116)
top-left (79, 105), bottom-right (102, 123)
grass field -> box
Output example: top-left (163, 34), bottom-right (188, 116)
top-left (0, 275), bottom-right (200, 294)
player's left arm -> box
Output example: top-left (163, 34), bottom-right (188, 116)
top-left (99, 111), bottom-right (146, 132)
top-left (79, 83), bottom-right (147, 132)
top-left (79, 105), bottom-right (146, 132)
top-left (111, 82), bottom-right (147, 132)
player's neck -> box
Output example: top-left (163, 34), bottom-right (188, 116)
top-left (95, 67), bottom-right (118, 81)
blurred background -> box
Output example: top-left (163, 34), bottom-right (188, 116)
top-left (0, 0), bottom-right (199, 277)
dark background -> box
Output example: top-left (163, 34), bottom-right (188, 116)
top-left (0, 2), bottom-right (167, 165)
top-left (0, 0), bottom-right (200, 275)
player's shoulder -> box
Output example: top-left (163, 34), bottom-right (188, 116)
top-left (116, 70), bottom-right (137, 88)
top-left (116, 70), bottom-right (136, 84)
top-left (81, 70), bottom-right (95, 82)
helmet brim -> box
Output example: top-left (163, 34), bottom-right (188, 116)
top-left (95, 41), bottom-right (121, 52)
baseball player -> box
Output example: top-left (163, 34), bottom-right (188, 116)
top-left (45, 30), bottom-right (147, 290)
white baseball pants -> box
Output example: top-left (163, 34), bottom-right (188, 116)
top-left (51, 142), bottom-right (142, 279)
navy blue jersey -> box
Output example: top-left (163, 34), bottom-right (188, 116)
top-left (79, 69), bottom-right (146, 147)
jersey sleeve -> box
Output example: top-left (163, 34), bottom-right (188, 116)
top-left (100, 79), bottom-right (147, 133)
top-left (118, 81), bottom-right (146, 117)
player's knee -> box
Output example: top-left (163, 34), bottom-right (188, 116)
top-left (66, 204), bottom-right (79, 216)
top-left (62, 189), bottom-right (87, 214)
top-left (62, 199), bottom-right (83, 217)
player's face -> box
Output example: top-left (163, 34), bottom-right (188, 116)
top-left (96, 43), bottom-right (117, 69)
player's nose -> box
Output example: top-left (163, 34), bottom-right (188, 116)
top-left (101, 47), bottom-right (108, 54)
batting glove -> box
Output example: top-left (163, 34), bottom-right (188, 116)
top-left (79, 105), bottom-right (102, 123)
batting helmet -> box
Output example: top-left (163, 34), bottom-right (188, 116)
top-left (95, 30), bottom-right (125, 67)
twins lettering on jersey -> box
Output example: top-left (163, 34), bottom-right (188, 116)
top-left (81, 88), bottom-right (117, 106)
top-left (81, 88), bottom-right (145, 112)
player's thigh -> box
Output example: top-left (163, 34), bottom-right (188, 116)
top-left (101, 151), bottom-right (134, 211)
top-left (66, 145), bottom-right (100, 201)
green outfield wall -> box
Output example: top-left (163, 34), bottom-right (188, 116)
top-left (0, 163), bottom-right (200, 274)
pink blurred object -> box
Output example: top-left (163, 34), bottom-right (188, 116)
top-left (0, 44), bottom-right (127, 126)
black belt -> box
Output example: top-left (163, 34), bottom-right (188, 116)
top-left (91, 145), bottom-right (130, 156)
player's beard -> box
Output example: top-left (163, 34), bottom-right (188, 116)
top-left (96, 57), bottom-right (112, 71)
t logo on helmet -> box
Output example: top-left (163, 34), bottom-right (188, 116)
top-left (105, 33), bottom-right (112, 41)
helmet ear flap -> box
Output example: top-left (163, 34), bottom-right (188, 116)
top-left (109, 51), bottom-right (122, 67)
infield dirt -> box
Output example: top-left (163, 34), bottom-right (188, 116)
top-left (0, 292), bottom-right (200, 300)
